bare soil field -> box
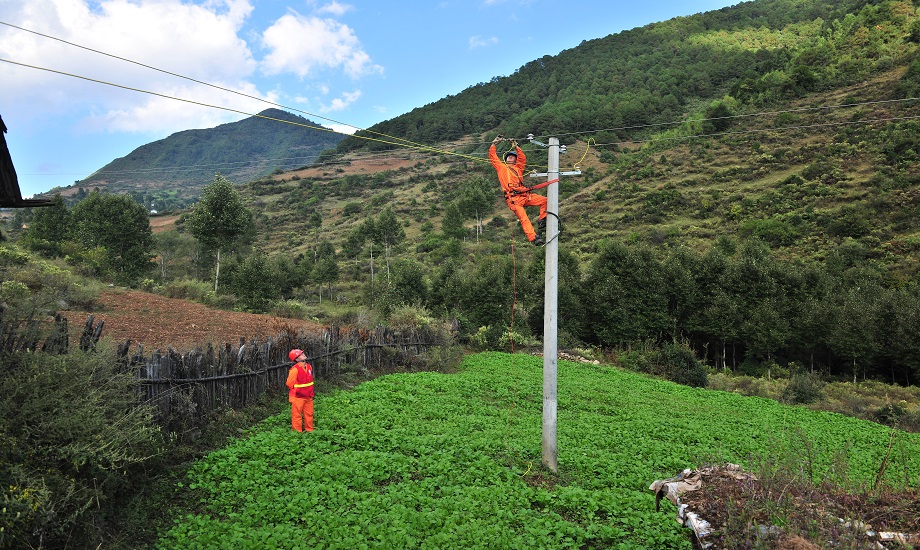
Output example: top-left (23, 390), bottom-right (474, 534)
top-left (67, 288), bottom-right (319, 352)
top-left (149, 214), bottom-right (180, 233)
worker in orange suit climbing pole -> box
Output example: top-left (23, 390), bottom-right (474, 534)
top-left (489, 135), bottom-right (547, 246)
top-left (286, 348), bottom-right (315, 432)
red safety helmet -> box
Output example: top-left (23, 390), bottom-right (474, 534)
top-left (288, 348), bottom-right (304, 361)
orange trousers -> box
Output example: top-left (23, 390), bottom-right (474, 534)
top-left (506, 193), bottom-right (547, 242)
top-left (290, 397), bottom-right (314, 432)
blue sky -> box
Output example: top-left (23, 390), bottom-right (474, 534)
top-left (1, 0), bottom-right (739, 198)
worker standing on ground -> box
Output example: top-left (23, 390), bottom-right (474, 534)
top-left (286, 349), bottom-right (315, 432)
top-left (489, 135), bottom-right (547, 245)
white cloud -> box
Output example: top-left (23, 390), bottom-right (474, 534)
top-left (317, 1), bottom-right (353, 17)
top-left (0, 0), bottom-right (260, 133)
top-left (468, 35), bottom-right (499, 49)
top-left (260, 13), bottom-right (382, 79)
top-left (321, 90), bottom-right (361, 112)
top-left (327, 123), bottom-right (358, 135)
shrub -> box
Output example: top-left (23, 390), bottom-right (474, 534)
top-left (615, 340), bottom-right (707, 388)
top-left (782, 372), bottom-right (825, 405)
top-left (0, 248), bottom-right (100, 316)
top-left (230, 252), bottom-right (275, 312)
top-left (271, 299), bottom-right (309, 319)
top-left (161, 278), bottom-right (211, 301)
top-left (658, 340), bottom-right (708, 388)
top-left (469, 324), bottom-right (519, 351)
top-left (0, 244), bottom-right (30, 265)
top-left (388, 304), bottom-right (433, 332)
top-left (343, 202), bottom-right (362, 217)
top-left (873, 400), bottom-right (911, 427)
top-left (0, 345), bottom-right (162, 548)
top-left (617, 349), bottom-right (652, 374)
top-left (739, 357), bottom-right (767, 377)
top-left (739, 217), bottom-right (801, 246)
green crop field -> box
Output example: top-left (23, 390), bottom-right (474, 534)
top-left (159, 353), bottom-right (920, 549)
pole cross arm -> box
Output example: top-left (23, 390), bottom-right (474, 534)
top-left (529, 171), bottom-right (582, 178)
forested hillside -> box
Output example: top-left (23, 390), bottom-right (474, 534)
top-left (339, 0), bottom-right (913, 150)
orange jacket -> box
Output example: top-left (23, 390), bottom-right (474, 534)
top-left (489, 144), bottom-right (527, 196)
top-left (286, 362), bottom-right (314, 399)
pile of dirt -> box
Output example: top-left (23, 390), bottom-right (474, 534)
top-left (66, 289), bottom-right (320, 352)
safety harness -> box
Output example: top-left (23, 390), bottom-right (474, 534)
top-left (506, 177), bottom-right (560, 197)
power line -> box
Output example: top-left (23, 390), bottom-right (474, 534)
top-left (7, 20), bottom-right (920, 168)
top-left (523, 97), bottom-right (920, 143)
top-left (0, 21), bottom-right (487, 165)
top-left (583, 113), bottom-right (920, 150)
top-left (0, 57), bottom-right (498, 179)
top-left (6, 32), bottom-right (920, 182)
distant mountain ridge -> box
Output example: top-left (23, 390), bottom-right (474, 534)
top-left (68, 108), bottom-right (343, 205)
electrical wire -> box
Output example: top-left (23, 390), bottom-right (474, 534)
top-left (0, 20), bottom-right (468, 158)
top-left (0, 57), bottom-right (496, 176)
top-left (1, 19), bottom-right (509, 171)
top-left (8, 19), bottom-right (920, 171)
top-left (525, 96), bottom-right (920, 142)
top-left (5, 51), bottom-right (920, 180)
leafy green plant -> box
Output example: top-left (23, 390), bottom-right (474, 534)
top-left (160, 352), bottom-right (920, 549)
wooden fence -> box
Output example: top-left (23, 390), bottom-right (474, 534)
top-left (115, 320), bottom-right (443, 430)
top-left (1, 309), bottom-right (446, 431)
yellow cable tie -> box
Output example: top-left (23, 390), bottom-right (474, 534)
top-left (521, 461), bottom-right (533, 477)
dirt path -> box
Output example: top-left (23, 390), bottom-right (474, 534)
top-left (67, 289), bottom-right (320, 352)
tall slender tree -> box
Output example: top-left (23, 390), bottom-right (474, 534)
top-left (188, 173), bottom-right (252, 292)
top-left (373, 207), bottom-right (405, 281)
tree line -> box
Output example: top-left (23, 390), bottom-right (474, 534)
top-left (10, 169), bottom-right (920, 388)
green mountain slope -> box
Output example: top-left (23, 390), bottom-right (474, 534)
top-left (235, 0), bottom-right (920, 269)
top-left (209, 0), bottom-right (920, 385)
top-left (71, 108), bottom-right (343, 206)
top-left (339, 0), bottom-right (911, 151)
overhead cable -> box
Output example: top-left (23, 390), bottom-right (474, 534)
top-left (0, 21), bottom-right (484, 164)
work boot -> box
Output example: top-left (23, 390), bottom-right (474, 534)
top-left (533, 235), bottom-right (545, 246)
top-left (537, 217), bottom-right (546, 231)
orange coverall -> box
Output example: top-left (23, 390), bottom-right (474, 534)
top-left (489, 143), bottom-right (547, 242)
top-left (286, 361), bottom-right (314, 432)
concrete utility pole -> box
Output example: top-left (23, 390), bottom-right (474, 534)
top-left (542, 137), bottom-right (560, 473)
top-left (528, 135), bottom-right (579, 474)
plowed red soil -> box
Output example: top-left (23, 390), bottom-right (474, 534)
top-left (67, 289), bottom-right (320, 352)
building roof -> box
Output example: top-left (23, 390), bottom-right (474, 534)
top-left (1, 114), bottom-right (54, 208)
